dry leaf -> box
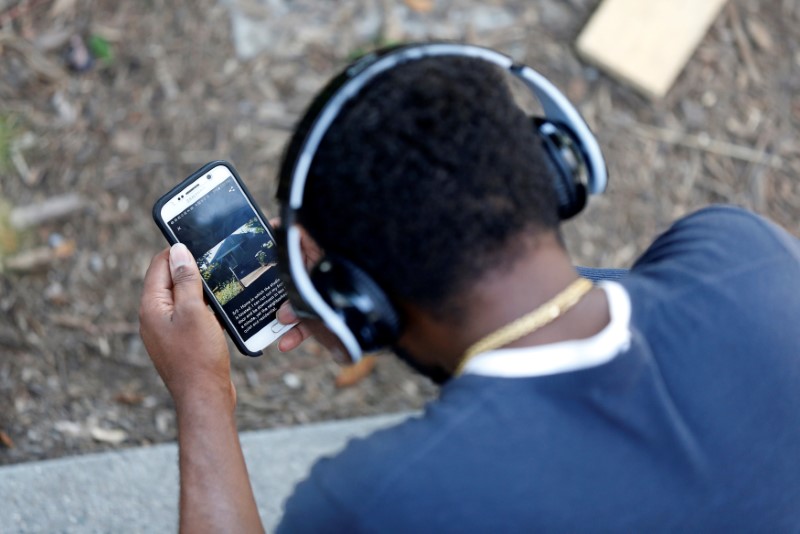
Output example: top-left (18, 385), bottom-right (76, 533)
top-left (745, 19), bottom-right (774, 53)
top-left (53, 239), bottom-right (76, 259)
top-left (90, 427), bottom-right (127, 444)
top-left (335, 355), bottom-right (377, 388)
top-left (0, 430), bottom-right (14, 449)
top-left (114, 391), bottom-right (144, 406)
top-left (404, 0), bottom-right (433, 13)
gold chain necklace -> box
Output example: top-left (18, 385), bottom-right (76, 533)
top-left (455, 278), bottom-right (594, 376)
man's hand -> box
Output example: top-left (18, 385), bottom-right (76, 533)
top-left (139, 243), bottom-right (233, 408)
top-left (139, 244), bottom-right (263, 533)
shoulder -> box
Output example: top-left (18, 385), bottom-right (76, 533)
top-left (640, 205), bottom-right (796, 262)
top-left (620, 205), bottom-right (800, 344)
top-left (674, 205), bottom-right (795, 243)
top-left (626, 205), bottom-right (799, 290)
top-left (278, 384), bottom-right (488, 532)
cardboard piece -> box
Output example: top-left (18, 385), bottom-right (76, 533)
top-left (576, 0), bottom-right (729, 99)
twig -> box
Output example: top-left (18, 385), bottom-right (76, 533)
top-left (10, 193), bottom-right (86, 228)
top-left (728, 3), bottom-right (761, 84)
top-left (701, 155), bottom-right (737, 200)
top-left (9, 137), bottom-right (31, 183)
top-left (0, 32), bottom-right (66, 82)
top-left (747, 128), bottom-right (774, 212)
top-left (0, 0), bottom-right (50, 22)
top-left (49, 314), bottom-right (139, 336)
top-left (622, 122), bottom-right (783, 168)
top-left (3, 239), bottom-right (75, 271)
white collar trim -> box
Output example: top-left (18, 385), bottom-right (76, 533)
top-left (460, 281), bottom-right (631, 378)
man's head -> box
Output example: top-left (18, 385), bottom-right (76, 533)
top-left (298, 55), bottom-right (561, 323)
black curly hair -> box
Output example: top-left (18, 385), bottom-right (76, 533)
top-left (298, 55), bottom-right (561, 320)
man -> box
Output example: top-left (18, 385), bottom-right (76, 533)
top-left (139, 53), bottom-right (800, 532)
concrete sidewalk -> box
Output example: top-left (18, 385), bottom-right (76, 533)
top-left (0, 412), bottom-right (411, 533)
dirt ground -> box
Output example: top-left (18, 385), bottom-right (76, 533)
top-left (0, 0), bottom-right (798, 465)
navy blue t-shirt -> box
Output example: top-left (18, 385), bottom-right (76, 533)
top-left (278, 206), bottom-right (800, 532)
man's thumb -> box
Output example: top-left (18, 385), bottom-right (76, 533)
top-left (169, 243), bottom-right (203, 303)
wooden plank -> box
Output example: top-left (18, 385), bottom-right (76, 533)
top-left (576, 0), bottom-right (729, 99)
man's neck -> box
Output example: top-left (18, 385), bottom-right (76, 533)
top-left (399, 233), bottom-right (611, 375)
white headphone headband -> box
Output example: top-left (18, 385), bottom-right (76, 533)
top-left (278, 43), bottom-right (607, 363)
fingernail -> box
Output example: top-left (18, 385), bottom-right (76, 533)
top-left (277, 301), bottom-right (297, 324)
top-left (169, 243), bottom-right (191, 271)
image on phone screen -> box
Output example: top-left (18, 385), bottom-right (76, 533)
top-left (159, 164), bottom-right (292, 353)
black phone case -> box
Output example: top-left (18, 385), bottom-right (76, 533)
top-left (152, 160), bottom-right (280, 357)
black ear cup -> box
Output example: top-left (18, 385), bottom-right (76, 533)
top-left (310, 256), bottom-right (401, 350)
top-left (534, 118), bottom-right (588, 220)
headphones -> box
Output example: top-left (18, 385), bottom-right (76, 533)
top-left (275, 43), bottom-right (607, 363)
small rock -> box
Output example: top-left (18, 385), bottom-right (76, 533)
top-left (155, 410), bottom-right (173, 435)
top-left (90, 426), bottom-right (127, 444)
top-left (244, 367), bottom-right (260, 389)
top-left (44, 282), bottom-right (68, 305)
top-left (283, 372), bottom-right (302, 390)
top-left (123, 337), bottom-right (151, 368)
top-left (96, 337), bottom-right (111, 357)
top-left (701, 91), bottom-right (718, 108)
top-left (48, 233), bottom-right (66, 248)
top-left (680, 100), bottom-right (707, 129)
top-left (14, 397), bottom-right (31, 413)
top-left (142, 396), bottom-right (159, 409)
top-left (110, 129), bottom-right (144, 156)
top-left (66, 34), bottom-right (93, 72)
top-left (54, 420), bottom-right (83, 438)
top-left (89, 253), bottom-right (104, 272)
top-left (583, 67), bottom-right (600, 82)
top-left (21, 367), bottom-right (38, 382)
top-left (51, 91), bottom-right (78, 125)
top-left (401, 380), bottom-right (419, 397)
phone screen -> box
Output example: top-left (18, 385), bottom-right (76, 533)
top-left (160, 164), bottom-right (290, 351)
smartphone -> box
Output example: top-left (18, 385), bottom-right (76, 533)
top-left (152, 160), bottom-right (294, 356)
